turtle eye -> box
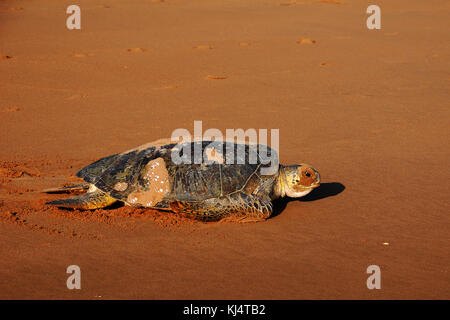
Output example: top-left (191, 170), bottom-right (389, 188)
top-left (305, 171), bottom-right (311, 177)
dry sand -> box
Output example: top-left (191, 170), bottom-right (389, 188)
top-left (0, 0), bottom-right (449, 299)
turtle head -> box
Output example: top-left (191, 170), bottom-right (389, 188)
top-left (275, 164), bottom-right (320, 198)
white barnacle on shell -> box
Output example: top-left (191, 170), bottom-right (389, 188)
top-left (205, 147), bottom-right (224, 164)
top-left (130, 197), bottom-right (138, 204)
top-left (113, 182), bottom-right (128, 192)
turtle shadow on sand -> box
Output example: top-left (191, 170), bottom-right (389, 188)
top-left (270, 182), bottom-right (345, 218)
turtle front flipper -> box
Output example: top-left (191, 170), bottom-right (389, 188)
top-left (46, 189), bottom-right (116, 210)
top-left (169, 193), bottom-right (273, 222)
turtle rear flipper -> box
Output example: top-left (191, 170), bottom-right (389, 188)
top-left (43, 184), bottom-right (90, 194)
top-left (46, 189), bottom-right (116, 210)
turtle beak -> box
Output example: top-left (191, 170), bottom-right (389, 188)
top-left (312, 169), bottom-right (321, 188)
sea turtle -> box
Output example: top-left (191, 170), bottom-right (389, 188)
top-left (45, 139), bottom-right (320, 221)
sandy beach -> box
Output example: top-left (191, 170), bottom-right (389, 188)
top-left (0, 0), bottom-right (449, 299)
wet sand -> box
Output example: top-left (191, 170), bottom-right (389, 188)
top-left (0, 0), bottom-right (449, 299)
